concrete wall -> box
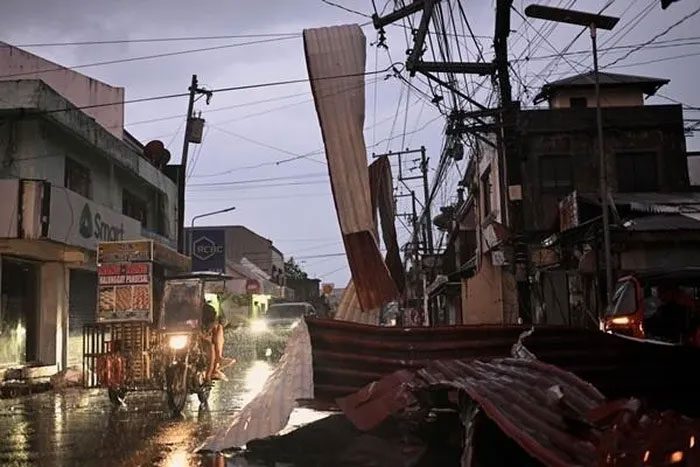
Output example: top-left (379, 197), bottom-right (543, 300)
top-left (462, 254), bottom-right (504, 324)
top-left (519, 105), bottom-right (688, 232)
top-left (38, 262), bottom-right (68, 370)
top-left (549, 88), bottom-right (643, 109)
top-left (0, 84), bottom-right (178, 241)
top-left (225, 226), bottom-right (275, 274)
top-left (0, 43), bottom-right (124, 139)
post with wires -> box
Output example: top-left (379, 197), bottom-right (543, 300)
top-left (177, 74), bottom-right (212, 253)
top-left (524, 4), bottom-right (620, 313)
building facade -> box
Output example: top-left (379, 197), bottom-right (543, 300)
top-left (438, 71), bottom-right (693, 327)
top-left (0, 45), bottom-right (178, 371)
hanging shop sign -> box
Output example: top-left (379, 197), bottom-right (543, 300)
top-left (97, 262), bottom-right (153, 323)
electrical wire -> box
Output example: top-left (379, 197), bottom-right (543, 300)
top-left (187, 180), bottom-right (329, 192)
top-left (604, 5), bottom-right (700, 68)
top-left (187, 172), bottom-right (327, 188)
top-left (208, 125), bottom-right (326, 164)
top-left (8, 32), bottom-right (300, 48)
top-left (607, 50), bottom-right (700, 69)
top-left (0, 36), bottom-right (299, 80)
top-left (320, 0), bottom-right (371, 17)
top-left (29, 63), bottom-right (397, 116)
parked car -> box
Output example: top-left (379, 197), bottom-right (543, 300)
top-left (604, 268), bottom-right (700, 346)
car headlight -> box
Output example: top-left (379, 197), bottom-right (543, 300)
top-left (168, 334), bottom-right (189, 350)
top-left (250, 319), bottom-right (268, 333)
top-left (290, 320), bottom-right (299, 330)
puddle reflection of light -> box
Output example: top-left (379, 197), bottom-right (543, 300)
top-left (241, 361), bottom-right (272, 406)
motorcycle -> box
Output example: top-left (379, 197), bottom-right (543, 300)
top-left (162, 331), bottom-right (213, 414)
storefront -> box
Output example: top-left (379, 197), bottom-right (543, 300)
top-left (67, 269), bottom-right (97, 368)
top-left (0, 180), bottom-right (143, 373)
top-left (0, 257), bottom-right (39, 367)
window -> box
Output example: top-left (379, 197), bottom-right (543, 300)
top-left (616, 152), bottom-right (658, 192)
top-left (122, 190), bottom-right (148, 225)
top-left (64, 158), bottom-right (91, 199)
top-left (481, 168), bottom-right (492, 218)
top-left (569, 97), bottom-right (588, 108)
top-left (540, 155), bottom-right (573, 192)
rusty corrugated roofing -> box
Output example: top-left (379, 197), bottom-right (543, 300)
top-left (308, 318), bottom-right (700, 417)
top-left (416, 359), bottom-right (605, 467)
top-left (337, 359), bottom-right (700, 466)
top-left (306, 317), bottom-right (537, 401)
top-left (304, 25), bottom-right (398, 311)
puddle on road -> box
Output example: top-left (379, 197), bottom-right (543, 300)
top-left (0, 358), bottom-right (276, 467)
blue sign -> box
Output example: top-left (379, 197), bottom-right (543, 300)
top-left (191, 229), bottom-right (226, 273)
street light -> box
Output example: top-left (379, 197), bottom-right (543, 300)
top-left (525, 4), bottom-right (619, 312)
top-left (189, 206), bottom-right (236, 254)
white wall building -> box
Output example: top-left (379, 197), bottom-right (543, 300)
top-left (0, 44), bottom-right (179, 372)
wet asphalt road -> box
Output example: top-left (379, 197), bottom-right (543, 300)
top-left (0, 358), bottom-right (274, 467)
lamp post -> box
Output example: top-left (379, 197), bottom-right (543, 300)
top-left (189, 206), bottom-right (236, 254)
top-left (525, 5), bottom-right (619, 312)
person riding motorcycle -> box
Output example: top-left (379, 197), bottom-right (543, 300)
top-left (201, 303), bottom-right (228, 381)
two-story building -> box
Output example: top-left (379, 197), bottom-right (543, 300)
top-left (439, 71), bottom-right (694, 326)
top-left (0, 43), bottom-right (179, 371)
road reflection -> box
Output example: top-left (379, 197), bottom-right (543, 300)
top-left (0, 358), bottom-right (276, 467)
top-left (158, 360), bottom-right (273, 467)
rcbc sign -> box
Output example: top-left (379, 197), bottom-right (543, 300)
top-left (190, 229), bottom-right (225, 273)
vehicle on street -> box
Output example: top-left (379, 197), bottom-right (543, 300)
top-left (603, 268), bottom-right (700, 346)
top-left (250, 302), bottom-right (316, 333)
top-left (86, 240), bottom-right (231, 415)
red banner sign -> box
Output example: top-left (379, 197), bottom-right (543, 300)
top-left (245, 279), bottom-right (261, 294)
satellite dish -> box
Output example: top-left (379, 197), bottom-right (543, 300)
top-left (144, 140), bottom-right (171, 169)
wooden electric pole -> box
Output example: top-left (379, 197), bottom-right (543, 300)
top-left (177, 75), bottom-right (212, 253)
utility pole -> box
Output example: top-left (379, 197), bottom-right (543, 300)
top-left (177, 74), bottom-right (212, 253)
top-left (419, 146), bottom-right (434, 255)
top-left (591, 25), bottom-right (614, 311)
top-left (524, 4), bottom-right (620, 312)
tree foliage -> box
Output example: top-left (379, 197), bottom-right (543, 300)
top-left (284, 257), bottom-right (308, 280)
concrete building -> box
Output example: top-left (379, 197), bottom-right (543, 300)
top-left (0, 44), bottom-right (179, 371)
top-left (185, 225), bottom-right (286, 296)
top-left (434, 71), bottom-right (693, 326)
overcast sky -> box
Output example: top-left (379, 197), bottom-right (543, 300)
top-left (2, 0), bottom-right (698, 286)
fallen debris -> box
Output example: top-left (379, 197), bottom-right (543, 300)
top-left (50, 366), bottom-right (83, 389)
top-left (198, 320), bottom-right (314, 452)
top-left (337, 358), bottom-right (700, 467)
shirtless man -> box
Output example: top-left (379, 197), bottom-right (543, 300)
top-left (201, 303), bottom-right (228, 381)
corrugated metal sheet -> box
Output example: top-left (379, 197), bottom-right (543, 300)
top-left (623, 213), bottom-right (700, 231)
top-left (522, 328), bottom-right (700, 417)
top-left (308, 318), bottom-right (700, 416)
top-left (416, 359), bottom-right (605, 467)
top-left (199, 321), bottom-right (314, 452)
top-left (304, 25), bottom-right (398, 312)
top-left (333, 280), bottom-right (380, 325)
top-left (306, 317), bottom-right (541, 401)
top-left (369, 156), bottom-right (405, 293)
top-left (337, 359), bottom-right (700, 467)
